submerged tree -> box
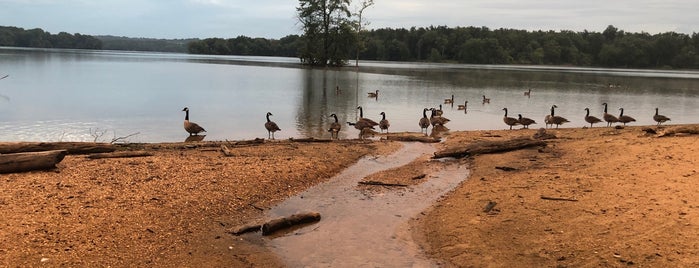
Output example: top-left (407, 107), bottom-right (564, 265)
top-left (297, 0), bottom-right (352, 66)
top-left (354, 0), bottom-right (374, 67)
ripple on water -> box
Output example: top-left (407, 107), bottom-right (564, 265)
top-left (266, 142), bottom-right (469, 267)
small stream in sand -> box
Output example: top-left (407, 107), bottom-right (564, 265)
top-left (265, 142), bottom-right (469, 267)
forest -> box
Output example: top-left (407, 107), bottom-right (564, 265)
top-left (188, 25), bottom-right (699, 69)
top-left (0, 26), bottom-right (102, 49)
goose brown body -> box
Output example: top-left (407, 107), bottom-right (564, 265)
top-left (584, 108), bottom-right (603, 128)
top-left (182, 107), bottom-right (206, 136)
top-left (367, 90), bottom-right (378, 98)
top-left (379, 112), bottom-right (390, 133)
top-left (444, 95), bottom-right (454, 104)
top-left (328, 113), bottom-right (341, 139)
top-left (502, 108), bottom-right (520, 129)
top-left (429, 108), bottom-right (450, 127)
top-left (653, 108), bottom-right (671, 125)
top-left (265, 112), bottom-right (281, 139)
top-left (602, 103), bottom-right (619, 127)
top-left (419, 108), bottom-right (430, 134)
top-left (517, 114), bottom-right (536, 129)
top-left (618, 108), bottom-right (636, 126)
top-left (457, 101), bottom-right (468, 110)
top-left (482, 95), bottom-right (490, 104)
top-left (549, 105), bottom-right (569, 128)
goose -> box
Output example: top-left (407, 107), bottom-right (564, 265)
top-left (482, 95), bottom-right (490, 104)
top-left (419, 108), bottom-right (431, 134)
top-left (602, 103), bottom-right (619, 127)
top-left (617, 108), bottom-right (636, 126)
top-left (348, 106), bottom-right (379, 130)
top-left (367, 90), bottom-right (379, 98)
top-left (502, 108), bottom-right (520, 130)
top-left (584, 108), bottom-right (603, 128)
top-left (544, 105), bottom-right (555, 128)
top-left (524, 88), bottom-right (531, 97)
top-left (518, 114), bottom-right (536, 129)
top-left (265, 112), bottom-right (281, 139)
top-left (430, 108), bottom-right (450, 127)
top-left (182, 107), bottom-right (206, 136)
top-left (653, 108), bottom-right (671, 126)
top-left (549, 105), bottom-right (570, 129)
top-left (359, 127), bottom-right (379, 140)
top-left (444, 95), bottom-right (454, 104)
top-left (379, 112), bottom-right (390, 133)
top-left (328, 113), bottom-right (342, 139)
top-left (435, 104), bottom-right (444, 116)
top-left (457, 101), bottom-right (468, 110)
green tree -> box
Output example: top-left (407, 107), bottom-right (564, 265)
top-left (297, 0), bottom-right (352, 66)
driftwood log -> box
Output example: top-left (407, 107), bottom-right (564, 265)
top-left (358, 181), bottom-right (408, 187)
top-left (289, 137), bottom-right (333, 143)
top-left (261, 212), bottom-right (321, 236)
top-left (0, 142), bottom-right (115, 155)
top-left (540, 195), bottom-right (578, 202)
top-left (0, 150), bottom-right (67, 173)
top-left (657, 126), bottom-right (699, 137)
top-left (228, 223), bottom-right (263, 236)
top-left (384, 135), bottom-right (441, 143)
top-left (433, 137), bottom-right (547, 159)
top-left (87, 151), bottom-right (153, 159)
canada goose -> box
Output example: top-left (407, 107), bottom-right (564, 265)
top-left (419, 108), bottom-right (430, 134)
top-left (430, 108), bottom-right (450, 127)
top-left (457, 101), bottom-right (468, 110)
top-left (359, 127), bottom-right (379, 140)
top-left (328, 113), bottom-right (342, 139)
top-left (584, 108), bottom-right (603, 128)
top-left (653, 108), bottom-right (671, 126)
top-left (367, 90), bottom-right (379, 98)
top-left (502, 108), bottom-right (520, 130)
top-left (602, 103), bottom-right (619, 127)
top-left (182, 107), bottom-right (206, 136)
top-left (379, 112), bottom-right (390, 133)
top-left (265, 112), bottom-right (281, 139)
top-left (524, 88), bottom-right (531, 97)
top-left (482, 95), bottom-right (490, 104)
top-left (617, 108), bottom-right (636, 126)
top-left (544, 105), bottom-right (555, 128)
top-left (348, 106), bottom-right (379, 131)
top-left (549, 105), bottom-right (570, 129)
top-left (518, 114), bottom-right (536, 129)
top-left (435, 104), bottom-right (444, 116)
top-left (444, 94), bottom-right (454, 104)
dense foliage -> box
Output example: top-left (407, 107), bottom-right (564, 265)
top-left (187, 35), bottom-right (301, 57)
top-left (189, 25), bottom-right (699, 69)
top-left (96, 36), bottom-right (197, 53)
top-left (0, 26), bottom-right (102, 49)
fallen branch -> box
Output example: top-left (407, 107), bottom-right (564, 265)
top-left (0, 150), bottom-right (67, 174)
top-left (289, 137), bottom-right (333, 143)
top-left (411, 174), bottom-right (427, 180)
top-left (227, 138), bottom-right (265, 146)
top-left (495, 166), bottom-right (517, 171)
top-left (657, 126), bottom-right (699, 137)
top-left (0, 142), bottom-right (115, 155)
top-left (540, 195), bottom-right (578, 202)
top-left (87, 151), bottom-right (153, 159)
top-left (358, 181), bottom-right (408, 187)
top-left (111, 132), bottom-right (140, 144)
top-left (483, 201), bottom-right (498, 213)
top-left (261, 212), bottom-right (321, 236)
top-left (384, 135), bottom-right (441, 143)
top-left (433, 137), bottom-right (547, 159)
top-left (228, 223), bottom-right (263, 236)
top-left (220, 145), bottom-right (234, 157)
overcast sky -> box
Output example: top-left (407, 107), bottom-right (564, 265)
top-left (1, 0), bottom-right (697, 39)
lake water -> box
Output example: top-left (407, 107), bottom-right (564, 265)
top-left (1, 47), bottom-right (698, 143)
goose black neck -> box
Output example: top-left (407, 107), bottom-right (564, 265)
top-left (551, 106), bottom-right (555, 116)
top-left (332, 114), bottom-right (338, 123)
top-left (422, 109), bottom-right (427, 118)
top-left (381, 113), bottom-right (386, 120)
top-left (503, 108), bottom-right (508, 117)
top-left (603, 103), bottom-right (608, 113)
top-left (184, 110), bottom-right (189, 121)
top-left (619, 108), bottom-right (624, 116)
top-left (585, 108), bottom-right (590, 117)
top-left (266, 113), bottom-right (271, 122)
top-left (358, 107), bottom-right (363, 118)
top-left (655, 108), bottom-right (659, 115)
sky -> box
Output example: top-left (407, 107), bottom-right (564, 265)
top-left (0, 0), bottom-right (697, 39)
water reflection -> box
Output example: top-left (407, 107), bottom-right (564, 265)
top-left (184, 135), bottom-right (205, 143)
top-left (1, 47), bottom-right (698, 142)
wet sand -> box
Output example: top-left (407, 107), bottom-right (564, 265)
top-left (1, 124), bottom-right (698, 267)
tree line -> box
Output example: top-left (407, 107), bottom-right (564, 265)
top-left (189, 25), bottom-right (699, 69)
top-left (0, 26), bottom-right (102, 49)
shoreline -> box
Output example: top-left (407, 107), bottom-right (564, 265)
top-left (1, 124), bottom-right (697, 266)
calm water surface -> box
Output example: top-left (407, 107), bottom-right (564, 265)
top-left (1, 47), bottom-right (698, 142)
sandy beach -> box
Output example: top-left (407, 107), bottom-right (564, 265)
top-left (1, 124), bottom-right (698, 267)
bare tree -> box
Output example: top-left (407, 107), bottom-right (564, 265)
top-left (354, 0), bottom-right (374, 67)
